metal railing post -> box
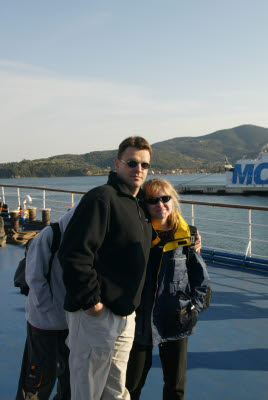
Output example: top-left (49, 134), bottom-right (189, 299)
top-left (248, 209), bottom-right (252, 257)
top-left (191, 204), bottom-right (195, 226)
top-left (245, 209), bottom-right (252, 257)
top-left (71, 193), bottom-right (74, 207)
top-left (43, 190), bottom-right (46, 209)
top-left (1, 187), bottom-right (5, 204)
top-left (17, 188), bottom-right (21, 207)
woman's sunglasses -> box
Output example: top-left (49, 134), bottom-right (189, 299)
top-left (119, 159), bottom-right (151, 170)
top-left (146, 196), bottom-right (171, 205)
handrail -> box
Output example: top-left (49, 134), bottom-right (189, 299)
top-left (1, 183), bottom-right (268, 211)
top-left (1, 183), bottom-right (268, 261)
top-left (0, 184), bottom-right (85, 195)
top-left (179, 199), bottom-right (268, 211)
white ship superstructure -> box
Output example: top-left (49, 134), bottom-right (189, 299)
top-left (226, 151), bottom-right (268, 188)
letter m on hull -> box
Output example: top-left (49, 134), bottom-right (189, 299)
top-left (232, 164), bottom-right (254, 185)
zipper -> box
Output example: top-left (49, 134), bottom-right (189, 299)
top-left (135, 197), bottom-right (144, 231)
top-left (151, 246), bottom-right (164, 345)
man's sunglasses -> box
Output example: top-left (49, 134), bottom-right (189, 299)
top-left (119, 159), bottom-right (151, 170)
top-left (146, 196), bottom-right (172, 205)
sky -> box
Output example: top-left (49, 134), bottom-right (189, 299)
top-left (1, 0), bottom-right (268, 163)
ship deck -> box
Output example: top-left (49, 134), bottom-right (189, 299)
top-left (0, 244), bottom-right (267, 399)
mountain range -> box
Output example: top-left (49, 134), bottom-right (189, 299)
top-left (1, 124), bottom-right (268, 178)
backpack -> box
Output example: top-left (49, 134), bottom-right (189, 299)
top-left (14, 223), bottom-right (61, 296)
top-left (187, 225), bottom-right (212, 313)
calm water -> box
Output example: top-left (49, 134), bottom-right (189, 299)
top-left (0, 172), bottom-right (226, 190)
top-left (1, 174), bottom-right (268, 257)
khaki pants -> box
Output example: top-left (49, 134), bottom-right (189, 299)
top-left (66, 307), bottom-right (135, 400)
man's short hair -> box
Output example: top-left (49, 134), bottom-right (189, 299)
top-left (117, 137), bottom-right (152, 159)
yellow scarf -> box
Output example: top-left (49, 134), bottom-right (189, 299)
top-left (151, 212), bottom-right (191, 250)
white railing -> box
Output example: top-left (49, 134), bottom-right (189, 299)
top-left (180, 199), bottom-right (268, 259)
top-left (0, 184), bottom-right (85, 222)
top-left (1, 184), bottom-right (268, 260)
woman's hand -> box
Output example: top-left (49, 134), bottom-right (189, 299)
top-left (195, 230), bottom-right (202, 253)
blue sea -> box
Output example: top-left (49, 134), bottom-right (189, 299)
top-left (1, 174), bottom-right (268, 257)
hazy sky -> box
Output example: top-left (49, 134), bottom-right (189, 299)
top-left (1, 0), bottom-right (268, 162)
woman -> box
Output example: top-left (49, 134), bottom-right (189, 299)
top-left (126, 178), bottom-right (210, 400)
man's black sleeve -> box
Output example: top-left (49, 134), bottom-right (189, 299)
top-left (58, 193), bottom-right (109, 310)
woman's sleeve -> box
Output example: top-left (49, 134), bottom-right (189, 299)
top-left (187, 252), bottom-right (210, 312)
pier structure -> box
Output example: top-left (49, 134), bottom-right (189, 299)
top-left (177, 184), bottom-right (268, 195)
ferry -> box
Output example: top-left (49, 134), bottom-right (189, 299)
top-left (0, 183), bottom-right (268, 399)
top-left (225, 149), bottom-right (268, 191)
top-left (179, 149), bottom-right (268, 195)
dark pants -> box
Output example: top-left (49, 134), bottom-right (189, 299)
top-left (16, 322), bottom-right (71, 400)
top-left (126, 338), bottom-right (188, 400)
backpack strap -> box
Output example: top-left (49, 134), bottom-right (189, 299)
top-left (46, 222), bottom-right (61, 284)
top-left (186, 225), bottom-right (198, 262)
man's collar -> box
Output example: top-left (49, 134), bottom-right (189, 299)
top-left (107, 172), bottom-right (151, 220)
top-left (107, 171), bottom-right (136, 197)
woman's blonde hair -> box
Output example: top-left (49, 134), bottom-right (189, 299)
top-left (143, 178), bottom-right (181, 231)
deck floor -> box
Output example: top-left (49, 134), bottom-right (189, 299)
top-left (0, 244), bottom-right (267, 400)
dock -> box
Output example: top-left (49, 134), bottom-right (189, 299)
top-left (178, 184), bottom-right (268, 195)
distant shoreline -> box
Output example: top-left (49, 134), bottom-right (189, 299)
top-left (0, 170), bottom-right (217, 179)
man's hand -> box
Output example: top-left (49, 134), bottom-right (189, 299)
top-left (195, 230), bottom-right (202, 253)
top-left (84, 302), bottom-right (105, 317)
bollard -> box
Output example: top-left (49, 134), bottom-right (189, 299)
top-left (1, 204), bottom-right (9, 219)
top-left (10, 210), bottom-right (20, 231)
top-left (1, 203), bottom-right (8, 213)
top-left (28, 207), bottom-right (37, 223)
top-left (42, 209), bottom-right (51, 226)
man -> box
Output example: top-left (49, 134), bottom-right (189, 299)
top-left (58, 137), bottom-right (153, 400)
top-left (16, 204), bottom-right (80, 400)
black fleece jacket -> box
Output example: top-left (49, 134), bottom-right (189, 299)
top-left (58, 172), bottom-right (152, 316)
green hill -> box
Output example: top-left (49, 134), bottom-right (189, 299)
top-left (150, 124), bottom-right (268, 170)
top-left (1, 124), bottom-right (268, 178)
